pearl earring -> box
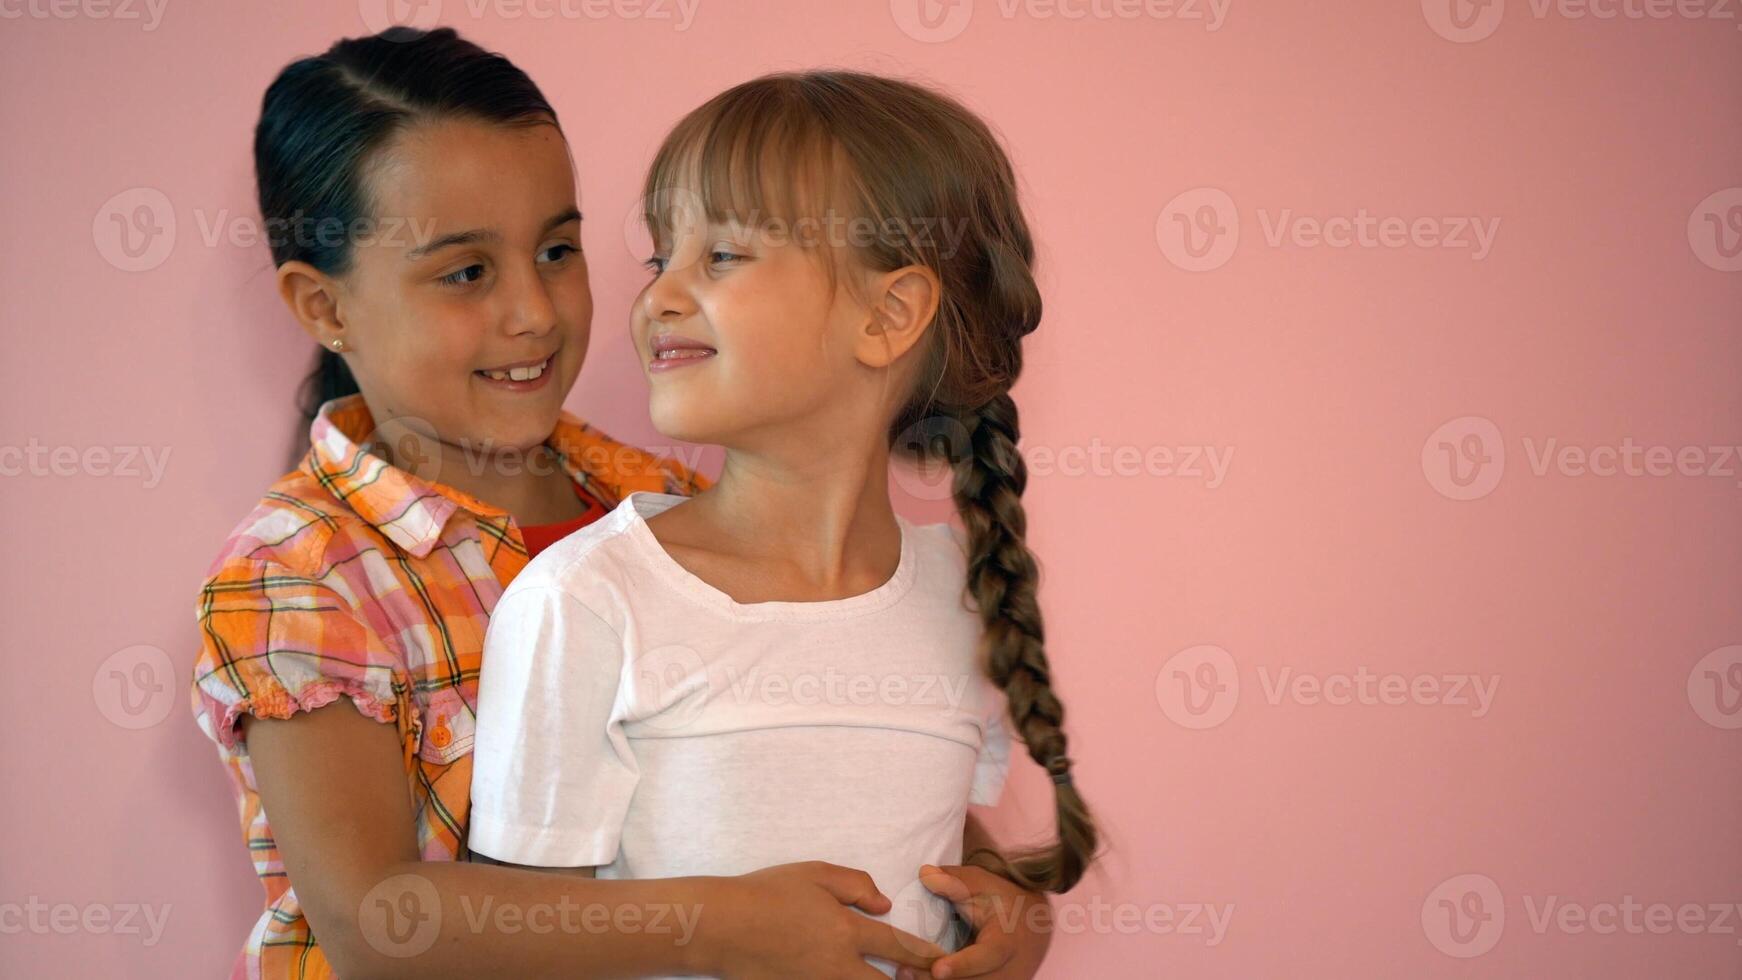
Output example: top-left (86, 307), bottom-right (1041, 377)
top-left (331, 339), bottom-right (345, 351)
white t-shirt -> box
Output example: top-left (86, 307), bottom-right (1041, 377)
top-left (468, 491), bottom-right (1013, 973)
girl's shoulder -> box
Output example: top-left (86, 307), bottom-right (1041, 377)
top-left (499, 491), bottom-right (661, 604)
top-left (201, 460), bottom-right (387, 583)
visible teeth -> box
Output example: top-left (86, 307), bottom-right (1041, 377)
top-left (482, 358), bottom-right (547, 382)
top-left (657, 349), bottom-right (713, 360)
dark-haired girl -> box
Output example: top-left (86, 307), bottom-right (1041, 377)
top-left (469, 70), bottom-right (1095, 978)
top-left (190, 28), bottom-right (1051, 980)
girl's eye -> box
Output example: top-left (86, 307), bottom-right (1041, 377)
top-left (440, 263), bottom-right (486, 287)
top-left (643, 255), bottom-right (668, 275)
top-left (538, 243), bottom-right (578, 264)
top-left (709, 250), bottom-right (744, 265)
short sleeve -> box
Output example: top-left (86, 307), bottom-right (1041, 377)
top-left (467, 585), bottom-right (637, 868)
top-left (190, 557), bottom-right (404, 753)
top-left (969, 707), bottom-right (1013, 806)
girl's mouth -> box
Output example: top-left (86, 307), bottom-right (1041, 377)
top-left (475, 355), bottom-right (554, 392)
top-left (648, 334), bottom-right (717, 373)
top-left (648, 347), bottom-right (716, 373)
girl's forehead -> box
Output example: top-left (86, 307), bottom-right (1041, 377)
top-left (365, 120), bottom-right (575, 227)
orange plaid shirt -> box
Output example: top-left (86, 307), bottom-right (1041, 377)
top-left (189, 394), bottom-right (708, 979)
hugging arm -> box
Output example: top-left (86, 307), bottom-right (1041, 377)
top-left (896, 814), bottom-right (1054, 980)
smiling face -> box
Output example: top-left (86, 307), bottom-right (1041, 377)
top-left (630, 203), bottom-right (885, 451)
top-left (330, 117), bottom-right (590, 454)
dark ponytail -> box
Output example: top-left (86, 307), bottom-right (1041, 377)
top-left (253, 26), bottom-right (560, 460)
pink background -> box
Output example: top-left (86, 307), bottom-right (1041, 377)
top-left (4, 0), bottom-right (1740, 976)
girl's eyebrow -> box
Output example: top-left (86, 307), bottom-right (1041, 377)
top-left (406, 207), bottom-right (583, 260)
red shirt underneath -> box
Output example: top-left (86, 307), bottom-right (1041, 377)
top-left (521, 483), bottom-right (608, 558)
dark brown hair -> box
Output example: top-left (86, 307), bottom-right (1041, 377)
top-left (254, 26), bottom-right (560, 458)
top-left (643, 70), bottom-right (1099, 893)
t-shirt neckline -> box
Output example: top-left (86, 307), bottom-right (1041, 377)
top-left (619, 490), bottom-right (919, 622)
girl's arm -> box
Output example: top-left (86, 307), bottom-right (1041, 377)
top-left (246, 701), bottom-right (945, 980)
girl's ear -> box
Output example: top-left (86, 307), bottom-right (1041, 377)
top-left (854, 264), bottom-right (940, 369)
top-left (277, 260), bottom-right (348, 349)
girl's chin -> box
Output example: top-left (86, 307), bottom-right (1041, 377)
top-left (649, 407), bottom-right (716, 447)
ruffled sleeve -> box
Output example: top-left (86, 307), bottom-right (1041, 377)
top-left (190, 555), bottom-right (408, 754)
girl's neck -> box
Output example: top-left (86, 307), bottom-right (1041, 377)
top-left (384, 435), bottom-right (586, 527)
top-left (650, 440), bottom-right (901, 597)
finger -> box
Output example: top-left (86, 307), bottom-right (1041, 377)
top-left (929, 938), bottom-right (1015, 980)
top-left (854, 918), bottom-right (948, 968)
top-left (918, 864), bottom-right (975, 906)
top-left (811, 862), bottom-right (892, 914)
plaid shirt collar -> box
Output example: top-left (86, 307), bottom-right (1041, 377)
top-left (305, 394), bottom-right (639, 559)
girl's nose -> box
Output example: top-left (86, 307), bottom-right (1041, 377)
top-left (642, 261), bottom-right (698, 323)
top-left (507, 264), bottom-right (560, 336)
